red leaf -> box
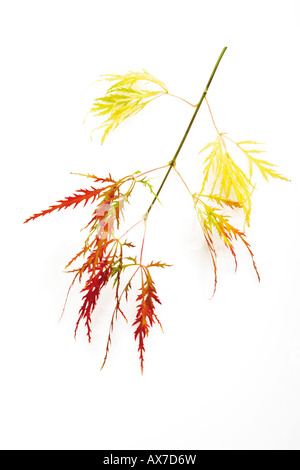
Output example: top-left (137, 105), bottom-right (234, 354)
top-left (133, 268), bottom-right (162, 374)
top-left (24, 187), bottom-right (106, 223)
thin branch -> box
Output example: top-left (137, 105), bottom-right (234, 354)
top-left (140, 220), bottom-right (147, 265)
top-left (167, 93), bottom-right (197, 107)
top-left (173, 166), bottom-right (194, 198)
top-left (205, 97), bottom-right (221, 134)
top-left (119, 218), bottom-right (144, 240)
top-left (205, 97), bottom-right (227, 150)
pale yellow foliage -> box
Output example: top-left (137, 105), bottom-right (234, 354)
top-left (89, 70), bottom-right (168, 144)
top-left (198, 135), bottom-right (289, 227)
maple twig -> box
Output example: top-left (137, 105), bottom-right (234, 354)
top-left (205, 97), bottom-right (220, 134)
top-left (140, 219), bottom-right (147, 265)
top-left (173, 166), bottom-right (193, 198)
top-left (136, 163), bottom-right (170, 179)
top-left (205, 97), bottom-right (227, 150)
top-left (24, 47), bottom-right (290, 374)
top-left (145, 46), bottom-right (227, 218)
top-left (167, 93), bottom-right (197, 107)
top-left (119, 218), bottom-right (144, 240)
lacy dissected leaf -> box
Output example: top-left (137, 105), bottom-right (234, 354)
top-left (194, 195), bottom-right (260, 296)
top-left (199, 136), bottom-right (253, 226)
top-left (136, 176), bottom-right (162, 205)
top-left (103, 70), bottom-right (168, 93)
top-left (89, 70), bottom-right (168, 143)
top-left (68, 237), bottom-right (132, 342)
top-left (101, 256), bottom-right (170, 372)
top-left (198, 134), bottom-right (289, 229)
top-left (23, 178), bottom-right (115, 224)
top-left (236, 141), bottom-right (290, 181)
top-left (201, 194), bottom-right (242, 209)
top-left (74, 239), bottom-right (116, 341)
top-left (133, 266), bottom-right (163, 374)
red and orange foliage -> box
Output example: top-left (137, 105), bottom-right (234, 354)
top-left (133, 265), bottom-right (166, 374)
top-left (24, 170), bottom-right (168, 372)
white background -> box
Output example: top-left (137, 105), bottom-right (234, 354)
top-left (1, 0), bottom-right (300, 450)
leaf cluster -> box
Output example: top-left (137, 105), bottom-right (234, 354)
top-left (194, 195), bottom-right (259, 296)
top-left (199, 135), bottom-right (289, 226)
top-left (25, 169), bottom-right (169, 372)
top-left (89, 70), bottom-right (168, 144)
top-left (192, 129), bottom-right (288, 293)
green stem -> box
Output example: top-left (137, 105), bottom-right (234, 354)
top-left (145, 46), bottom-right (227, 218)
